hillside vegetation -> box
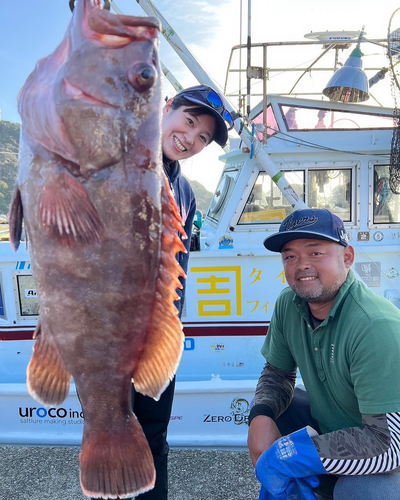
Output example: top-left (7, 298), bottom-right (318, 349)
top-left (187, 179), bottom-right (213, 215)
top-left (0, 121), bottom-right (214, 219)
top-left (0, 121), bottom-right (20, 216)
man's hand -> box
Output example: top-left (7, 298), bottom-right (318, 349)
top-left (255, 427), bottom-right (326, 499)
top-left (248, 415), bottom-right (282, 466)
top-left (259, 478), bottom-right (319, 500)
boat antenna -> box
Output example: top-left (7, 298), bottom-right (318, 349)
top-left (238, 0), bottom-right (243, 114)
top-left (246, 0), bottom-right (252, 117)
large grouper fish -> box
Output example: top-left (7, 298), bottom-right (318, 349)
top-left (8, 0), bottom-right (186, 498)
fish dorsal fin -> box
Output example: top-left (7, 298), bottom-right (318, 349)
top-left (133, 176), bottom-right (186, 400)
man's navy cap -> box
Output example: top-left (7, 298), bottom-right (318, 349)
top-left (263, 208), bottom-right (348, 252)
top-left (175, 85), bottom-right (230, 147)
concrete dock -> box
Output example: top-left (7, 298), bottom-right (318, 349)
top-left (0, 446), bottom-right (261, 500)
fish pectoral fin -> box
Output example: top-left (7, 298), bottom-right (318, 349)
top-left (80, 414), bottom-right (155, 498)
top-left (133, 178), bottom-right (185, 400)
top-left (27, 321), bottom-right (71, 406)
top-left (38, 167), bottom-right (104, 246)
top-left (8, 185), bottom-right (24, 252)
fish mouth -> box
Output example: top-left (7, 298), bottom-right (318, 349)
top-left (63, 79), bottom-right (117, 108)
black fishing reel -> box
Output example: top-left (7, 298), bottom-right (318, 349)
top-left (69, 0), bottom-right (111, 12)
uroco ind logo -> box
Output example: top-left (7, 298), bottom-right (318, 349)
top-left (18, 406), bottom-right (84, 426)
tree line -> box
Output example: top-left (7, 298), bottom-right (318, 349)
top-left (0, 120), bottom-right (214, 218)
top-left (0, 121), bottom-right (20, 216)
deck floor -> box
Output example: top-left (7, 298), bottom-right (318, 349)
top-left (0, 446), bottom-right (261, 499)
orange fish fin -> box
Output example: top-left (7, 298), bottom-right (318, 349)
top-left (27, 321), bottom-right (71, 406)
top-left (38, 168), bottom-right (104, 246)
top-left (133, 177), bottom-right (186, 400)
top-left (162, 173), bottom-right (187, 240)
top-left (8, 185), bottom-right (24, 252)
top-left (80, 415), bottom-right (155, 499)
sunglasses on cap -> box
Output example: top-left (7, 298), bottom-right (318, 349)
top-left (177, 86), bottom-right (234, 130)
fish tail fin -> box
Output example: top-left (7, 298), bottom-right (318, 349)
top-left (27, 321), bottom-right (71, 405)
top-left (80, 415), bottom-right (155, 499)
top-left (133, 177), bottom-right (185, 400)
top-left (38, 167), bottom-right (104, 247)
top-left (8, 185), bottom-right (24, 252)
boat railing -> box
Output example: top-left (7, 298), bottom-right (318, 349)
top-left (224, 37), bottom-right (389, 116)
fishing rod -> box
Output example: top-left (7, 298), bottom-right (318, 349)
top-left (131, 0), bottom-right (307, 210)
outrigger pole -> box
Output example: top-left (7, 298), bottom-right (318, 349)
top-left (133, 0), bottom-right (308, 211)
top-left (111, 1), bottom-right (183, 92)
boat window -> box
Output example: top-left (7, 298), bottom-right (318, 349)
top-left (207, 170), bottom-right (239, 222)
top-left (373, 165), bottom-right (400, 224)
top-left (308, 169), bottom-right (352, 221)
top-left (280, 105), bottom-right (394, 131)
top-left (239, 171), bottom-right (304, 224)
top-left (251, 104), bottom-right (279, 138)
top-left (16, 274), bottom-right (39, 317)
top-left (238, 168), bottom-right (352, 224)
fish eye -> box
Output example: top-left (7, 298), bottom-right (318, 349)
top-left (128, 62), bottom-right (157, 92)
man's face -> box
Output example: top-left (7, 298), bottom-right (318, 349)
top-left (281, 238), bottom-right (354, 305)
top-left (162, 100), bottom-right (216, 161)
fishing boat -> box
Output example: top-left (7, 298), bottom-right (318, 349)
top-left (1, 1), bottom-right (400, 449)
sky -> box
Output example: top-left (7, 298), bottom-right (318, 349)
top-left (1, 0), bottom-right (400, 192)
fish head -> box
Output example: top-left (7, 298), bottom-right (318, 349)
top-left (18, 0), bottom-right (162, 175)
top-left (59, 0), bottom-right (162, 174)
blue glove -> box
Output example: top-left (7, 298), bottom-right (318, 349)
top-left (259, 485), bottom-right (275, 500)
top-left (289, 477), bottom-right (320, 500)
top-left (256, 427), bottom-right (326, 500)
top-left (259, 477), bottom-right (319, 500)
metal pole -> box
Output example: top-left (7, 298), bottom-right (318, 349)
top-left (239, 0), bottom-right (243, 114)
top-left (135, 0), bottom-right (307, 210)
top-left (112, 2), bottom-right (184, 92)
top-left (110, 1), bottom-right (123, 14)
top-left (161, 62), bottom-right (183, 92)
top-left (246, 0), bottom-right (251, 117)
top-left (262, 44), bottom-right (267, 145)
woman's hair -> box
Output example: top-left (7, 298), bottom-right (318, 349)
top-left (170, 96), bottom-right (217, 142)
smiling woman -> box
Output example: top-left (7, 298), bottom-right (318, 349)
top-left (161, 84), bottom-right (232, 162)
top-left (128, 83), bottom-right (232, 500)
top-left (161, 102), bottom-right (216, 160)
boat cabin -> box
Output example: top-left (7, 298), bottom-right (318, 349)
top-left (178, 94), bottom-right (400, 382)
